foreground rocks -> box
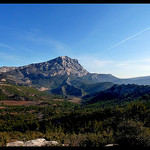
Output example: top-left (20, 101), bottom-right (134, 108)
top-left (104, 143), bottom-right (118, 147)
top-left (7, 138), bottom-right (59, 147)
top-left (7, 139), bottom-right (119, 147)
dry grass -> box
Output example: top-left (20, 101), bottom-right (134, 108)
top-left (68, 97), bottom-right (81, 104)
top-left (52, 99), bottom-right (64, 101)
top-left (0, 100), bottom-right (43, 106)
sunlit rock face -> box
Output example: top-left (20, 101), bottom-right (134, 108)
top-left (7, 138), bottom-right (59, 147)
top-left (1, 56), bottom-right (89, 81)
top-left (42, 56), bottom-right (89, 77)
top-left (0, 66), bottom-right (16, 73)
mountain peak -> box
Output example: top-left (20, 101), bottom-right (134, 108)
top-left (59, 56), bottom-right (69, 59)
top-left (2, 56), bottom-right (88, 80)
top-left (48, 56), bottom-right (88, 77)
top-left (56, 56), bottom-right (78, 62)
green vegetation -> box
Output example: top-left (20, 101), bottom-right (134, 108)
top-left (0, 83), bottom-right (63, 101)
top-left (0, 99), bottom-right (150, 147)
top-left (1, 83), bottom-right (150, 147)
top-left (82, 84), bottom-right (150, 106)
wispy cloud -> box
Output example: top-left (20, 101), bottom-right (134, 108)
top-left (0, 52), bottom-right (24, 64)
top-left (21, 31), bottom-right (71, 56)
top-left (0, 42), bottom-right (15, 50)
top-left (116, 58), bottom-right (150, 71)
top-left (76, 55), bottom-right (150, 78)
top-left (46, 38), bottom-right (70, 54)
top-left (100, 26), bottom-right (150, 53)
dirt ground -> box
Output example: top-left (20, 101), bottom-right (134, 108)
top-left (68, 97), bottom-right (81, 104)
top-left (0, 100), bottom-right (43, 106)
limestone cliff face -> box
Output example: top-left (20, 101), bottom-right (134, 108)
top-left (0, 66), bottom-right (16, 73)
top-left (8, 56), bottom-right (88, 78)
top-left (0, 56), bottom-right (89, 86)
top-left (34, 56), bottom-right (89, 77)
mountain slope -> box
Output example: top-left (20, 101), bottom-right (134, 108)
top-left (1, 56), bottom-right (150, 97)
top-left (0, 82), bottom-right (62, 101)
top-left (0, 56), bottom-right (116, 97)
top-left (0, 56), bottom-right (88, 87)
top-left (0, 66), bottom-right (16, 73)
top-left (51, 82), bottom-right (83, 97)
top-left (80, 73), bottom-right (119, 84)
top-left (82, 84), bottom-right (150, 105)
top-left (122, 76), bottom-right (150, 85)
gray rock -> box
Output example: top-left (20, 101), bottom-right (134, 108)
top-left (23, 138), bottom-right (47, 147)
top-left (48, 141), bottom-right (59, 145)
top-left (104, 143), bottom-right (118, 147)
top-left (7, 141), bottom-right (24, 147)
top-left (7, 138), bottom-right (59, 147)
top-left (0, 66), bottom-right (16, 73)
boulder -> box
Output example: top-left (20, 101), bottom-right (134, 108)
top-left (7, 141), bottom-right (24, 147)
top-left (48, 141), bottom-right (59, 146)
top-left (23, 138), bottom-right (47, 147)
top-left (7, 138), bottom-right (59, 147)
top-left (104, 143), bottom-right (118, 147)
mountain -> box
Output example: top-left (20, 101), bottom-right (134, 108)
top-left (51, 82), bottom-right (84, 97)
top-left (0, 66), bottom-right (16, 73)
top-left (120, 76), bottom-right (150, 85)
top-left (0, 56), bottom-right (88, 86)
top-left (0, 82), bottom-right (62, 101)
top-left (0, 56), bottom-right (116, 96)
top-left (80, 73), bottom-right (120, 84)
top-left (50, 78), bottom-right (114, 97)
top-left (1, 56), bottom-right (150, 97)
top-left (82, 84), bottom-right (150, 105)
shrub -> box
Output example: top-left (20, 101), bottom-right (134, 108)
top-left (115, 119), bottom-right (150, 147)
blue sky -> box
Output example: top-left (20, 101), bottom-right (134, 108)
top-left (1, 4), bottom-right (150, 78)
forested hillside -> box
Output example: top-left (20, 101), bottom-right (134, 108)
top-left (1, 92), bottom-right (150, 147)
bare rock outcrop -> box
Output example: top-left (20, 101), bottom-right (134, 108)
top-left (0, 66), bottom-right (16, 73)
top-left (7, 138), bottom-right (59, 147)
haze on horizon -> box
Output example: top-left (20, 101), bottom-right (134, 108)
top-left (0, 4), bottom-right (150, 78)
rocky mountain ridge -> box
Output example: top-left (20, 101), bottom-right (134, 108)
top-left (0, 66), bottom-right (16, 73)
top-left (0, 56), bottom-right (115, 96)
top-left (82, 84), bottom-right (150, 105)
top-left (0, 56), bottom-right (88, 77)
top-left (0, 56), bottom-right (89, 85)
top-left (1, 56), bottom-right (150, 97)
